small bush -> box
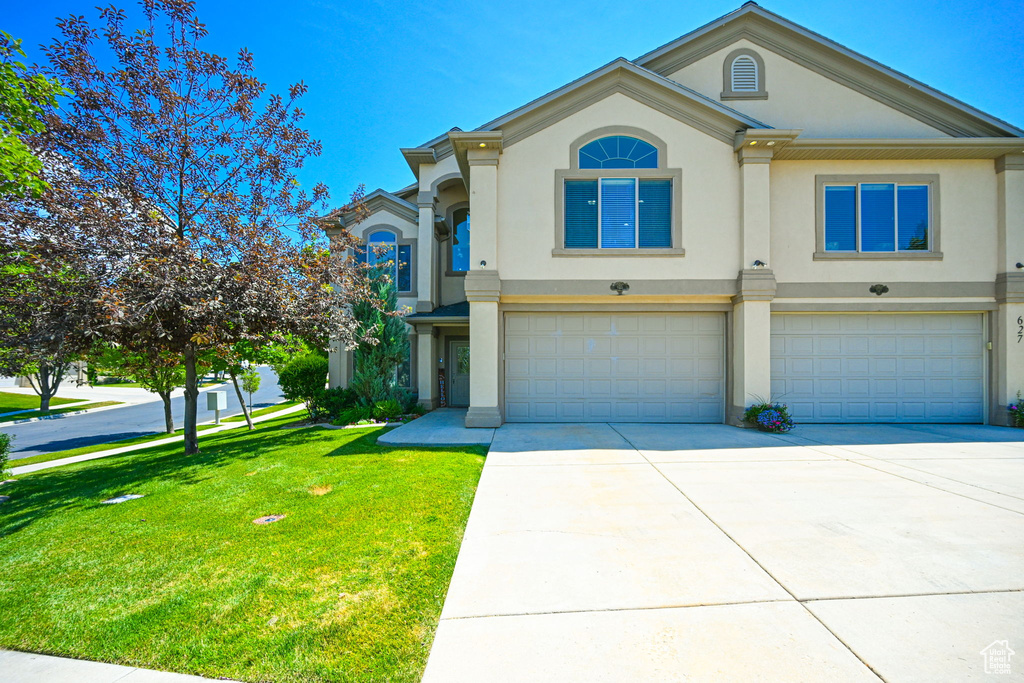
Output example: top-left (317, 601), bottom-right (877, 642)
top-left (277, 354), bottom-right (330, 419)
top-left (319, 386), bottom-right (358, 419)
top-left (334, 405), bottom-right (372, 426)
top-left (373, 399), bottom-right (403, 421)
top-left (0, 432), bottom-right (11, 478)
top-left (407, 403), bottom-right (427, 416)
top-left (743, 401), bottom-right (794, 433)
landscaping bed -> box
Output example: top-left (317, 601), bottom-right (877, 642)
top-left (0, 414), bottom-right (486, 682)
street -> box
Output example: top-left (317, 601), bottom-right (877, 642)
top-left (2, 366), bottom-right (284, 458)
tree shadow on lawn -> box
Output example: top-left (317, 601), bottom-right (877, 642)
top-left (0, 421), bottom-right (375, 538)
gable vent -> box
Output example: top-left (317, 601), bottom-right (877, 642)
top-left (731, 55), bottom-right (758, 92)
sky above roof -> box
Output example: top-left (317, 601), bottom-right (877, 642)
top-left (9, 0), bottom-right (1024, 209)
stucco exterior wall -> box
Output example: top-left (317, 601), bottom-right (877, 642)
top-left (770, 159), bottom-right (998, 283)
top-left (668, 39), bottom-right (948, 139)
top-left (496, 92), bottom-right (742, 281)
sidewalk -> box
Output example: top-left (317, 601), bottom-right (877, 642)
top-left (1, 382), bottom-right (229, 406)
top-left (11, 403), bottom-right (306, 476)
top-left (0, 649), bottom-right (226, 682)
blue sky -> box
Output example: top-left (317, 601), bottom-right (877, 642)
top-left (8, 1), bottom-right (1024, 209)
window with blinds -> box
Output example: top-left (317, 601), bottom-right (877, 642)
top-left (824, 183), bottom-right (930, 252)
top-left (564, 178), bottom-right (672, 249)
top-left (731, 55), bottom-right (758, 92)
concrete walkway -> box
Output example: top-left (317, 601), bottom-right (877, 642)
top-left (11, 403), bottom-right (306, 476)
top-left (0, 649), bottom-right (224, 682)
top-left (378, 408), bottom-right (494, 446)
top-left (424, 422), bottom-right (1024, 682)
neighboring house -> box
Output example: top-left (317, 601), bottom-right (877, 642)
top-left (323, 3), bottom-right (1024, 428)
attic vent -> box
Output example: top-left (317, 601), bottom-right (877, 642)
top-left (731, 55), bottom-right (758, 92)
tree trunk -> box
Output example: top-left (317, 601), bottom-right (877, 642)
top-left (37, 363), bottom-right (51, 412)
top-left (230, 370), bottom-right (254, 430)
top-left (183, 346), bottom-right (200, 454)
top-left (159, 390), bottom-right (174, 433)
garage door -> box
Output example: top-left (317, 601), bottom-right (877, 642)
top-left (504, 312), bottom-right (725, 422)
top-left (770, 313), bottom-right (985, 423)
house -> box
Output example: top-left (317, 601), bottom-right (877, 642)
top-left (322, 3), bottom-right (1024, 429)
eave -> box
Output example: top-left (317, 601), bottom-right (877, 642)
top-left (773, 137), bottom-right (1024, 161)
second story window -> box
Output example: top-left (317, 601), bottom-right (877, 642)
top-left (824, 183), bottom-right (930, 252)
top-left (562, 134), bottom-right (673, 251)
top-left (451, 208), bottom-right (470, 272)
top-left (565, 178), bottom-right (672, 249)
top-left (358, 230), bottom-right (412, 291)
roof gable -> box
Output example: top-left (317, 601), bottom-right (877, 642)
top-left (636, 3), bottom-right (1022, 138)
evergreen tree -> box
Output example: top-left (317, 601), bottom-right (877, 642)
top-left (349, 267), bottom-right (409, 408)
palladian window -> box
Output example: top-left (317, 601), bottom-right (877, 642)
top-left (357, 230), bottom-right (412, 291)
top-left (562, 135), bottom-right (673, 250)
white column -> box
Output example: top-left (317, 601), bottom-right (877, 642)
top-left (328, 342), bottom-right (350, 389)
top-left (731, 143), bottom-right (776, 425)
top-left (994, 154), bottom-right (1024, 424)
top-left (416, 191), bottom-right (436, 313)
top-left (465, 147), bottom-right (502, 428)
top-left (416, 328), bottom-right (438, 409)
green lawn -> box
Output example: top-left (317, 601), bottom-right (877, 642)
top-left (0, 391), bottom-right (80, 415)
top-left (0, 401), bottom-right (122, 424)
top-left (10, 401), bottom-right (302, 469)
top-left (0, 414), bottom-right (486, 682)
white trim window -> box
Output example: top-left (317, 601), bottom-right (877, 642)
top-left (824, 182), bottom-right (931, 252)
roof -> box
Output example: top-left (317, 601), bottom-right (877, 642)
top-left (634, 3), bottom-right (1022, 137)
top-left (405, 301), bottom-right (469, 322)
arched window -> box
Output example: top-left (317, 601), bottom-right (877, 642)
top-left (358, 229), bottom-right (412, 291)
top-left (731, 55), bottom-right (758, 92)
top-left (451, 208), bottom-right (470, 273)
top-left (578, 136), bottom-right (657, 169)
top-left (722, 49), bottom-right (766, 99)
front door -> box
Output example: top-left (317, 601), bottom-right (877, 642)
top-left (449, 340), bottom-right (470, 407)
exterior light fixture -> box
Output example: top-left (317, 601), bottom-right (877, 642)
top-left (1017, 262), bottom-right (1024, 270)
top-left (752, 259), bottom-right (767, 268)
top-left (610, 281), bottom-right (630, 295)
top-left (479, 260), bottom-right (487, 268)
top-left (749, 141), bottom-right (758, 146)
top-left (478, 143), bottom-right (487, 148)
top-left (869, 284), bottom-right (889, 296)
top-left (766, 141), bottom-right (776, 146)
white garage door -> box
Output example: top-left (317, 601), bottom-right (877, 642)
top-left (504, 312), bottom-right (725, 422)
top-left (771, 313), bottom-right (985, 423)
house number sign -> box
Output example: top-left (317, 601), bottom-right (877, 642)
top-left (1018, 316), bottom-right (1022, 343)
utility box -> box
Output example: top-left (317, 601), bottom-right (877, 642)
top-left (206, 391), bottom-right (227, 411)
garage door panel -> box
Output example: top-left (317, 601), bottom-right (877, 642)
top-left (505, 312), bottom-right (724, 423)
top-left (772, 314), bottom-right (984, 424)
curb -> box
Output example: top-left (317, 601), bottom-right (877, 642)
top-left (11, 403), bottom-right (306, 476)
top-left (1, 402), bottom-right (125, 425)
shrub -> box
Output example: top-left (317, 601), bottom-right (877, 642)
top-left (373, 399), bottom-right (404, 421)
top-left (1008, 391), bottom-right (1024, 428)
top-left (334, 405), bottom-right (372, 426)
top-left (277, 354), bottom-right (329, 419)
top-left (0, 432), bottom-right (11, 478)
top-left (743, 401), bottom-right (794, 433)
top-left (319, 386), bottom-right (358, 419)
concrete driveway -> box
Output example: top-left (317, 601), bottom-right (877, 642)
top-left (423, 423), bottom-right (1024, 682)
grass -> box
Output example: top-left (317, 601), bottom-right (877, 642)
top-left (0, 401), bottom-right (122, 424)
top-left (0, 414), bottom-right (486, 682)
top-left (0, 392), bottom-right (80, 415)
top-left (10, 402), bottom-right (302, 469)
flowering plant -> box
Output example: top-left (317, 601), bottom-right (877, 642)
top-left (743, 401), bottom-right (794, 433)
top-left (1008, 391), bottom-right (1024, 428)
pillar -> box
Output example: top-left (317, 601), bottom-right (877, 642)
top-left (465, 146), bottom-right (502, 428)
top-left (730, 141), bottom-right (777, 424)
top-left (994, 153), bottom-right (1024, 424)
top-left (328, 341), bottom-right (350, 389)
top-left (416, 175), bottom-right (437, 313)
top-left (416, 328), bottom-right (438, 410)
